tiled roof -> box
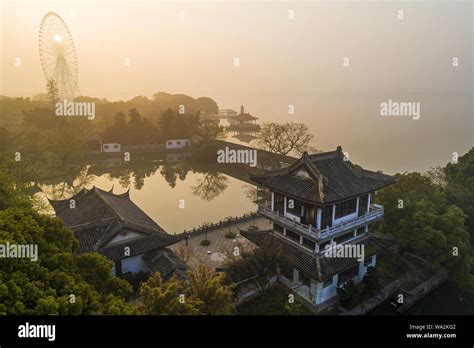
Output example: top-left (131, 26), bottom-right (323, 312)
top-left (72, 221), bottom-right (180, 261)
top-left (233, 112), bottom-right (258, 122)
top-left (49, 186), bottom-right (164, 233)
top-left (251, 147), bottom-right (397, 204)
top-left (101, 233), bottom-right (180, 261)
top-left (143, 248), bottom-right (187, 280)
top-left (240, 229), bottom-right (392, 281)
top-left (48, 186), bottom-right (179, 261)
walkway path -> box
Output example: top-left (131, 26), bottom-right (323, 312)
top-left (169, 216), bottom-right (271, 271)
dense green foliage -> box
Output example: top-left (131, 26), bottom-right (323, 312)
top-left (0, 163), bottom-right (136, 315)
top-left (140, 266), bottom-right (234, 315)
top-left (445, 148), bottom-right (474, 241)
top-left (0, 89), bottom-right (220, 182)
top-left (225, 238), bottom-right (294, 293)
top-left (236, 284), bottom-right (311, 315)
top-left (377, 149), bottom-right (474, 293)
top-left (0, 92), bottom-right (217, 128)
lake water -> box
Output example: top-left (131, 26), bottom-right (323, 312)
top-left (406, 283), bottom-right (474, 315)
top-left (39, 157), bottom-right (257, 234)
top-left (369, 282), bottom-right (474, 315)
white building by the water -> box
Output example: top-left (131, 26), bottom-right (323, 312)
top-left (241, 146), bottom-right (397, 308)
top-left (166, 139), bottom-right (191, 149)
top-left (102, 143), bottom-right (121, 153)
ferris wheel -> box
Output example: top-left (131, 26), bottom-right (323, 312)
top-left (39, 12), bottom-right (80, 101)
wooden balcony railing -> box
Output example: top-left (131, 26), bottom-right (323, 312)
top-left (257, 202), bottom-right (384, 241)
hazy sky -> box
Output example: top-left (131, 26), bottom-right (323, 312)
top-left (1, 0), bottom-right (473, 173)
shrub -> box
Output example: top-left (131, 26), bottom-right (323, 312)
top-left (337, 280), bottom-right (364, 309)
top-left (362, 266), bottom-right (380, 295)
top-left (200, 239), bottom-right (211, 246)
top-left (225, 231), bottom-right (237, 239)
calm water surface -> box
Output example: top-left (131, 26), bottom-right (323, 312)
top-left (39, 158), bottom-right (257, 234)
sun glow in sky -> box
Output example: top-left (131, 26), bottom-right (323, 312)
top-left (0, 0), bottom-right (472, 173)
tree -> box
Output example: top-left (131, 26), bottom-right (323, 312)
top-left (186, 265), bottom-right (235, 315)
top-left (0, 154), bottom-right (39, 210)
top-left (102, 109), bottom-right (159, 145)
top-left (76, 253), bottom-right (131, 298)
top-left (361, 266), bottom-right (380, 295)
top-left (140, 266), bottom-right (235, 315)
top-left (139, 272), bottom-right (200, 315)
top-left (102, 112), bottom-right (128, 142)
top-left (377, 172), bottom-right (474, 292)
top-left (225, 238), bottom-right (294, 293)
top-left (0, 173), bottom-right (136, 315)
top-left (46, 78), bottom-right (59, 106)
top-left (337, 280), bottom-right (364, 309)
top-left (158, 108), bottom-right (174, 139)
top-left (0, 208), bottom-right (136, 315)
top-left (22, 107), bottom-right (57, 130)
top-left (158, 108), bottom-right (200, 141)
top-left (199, 122), bottom-right (225, 142)
top-left (258, 122), bottom-right (314, 156)
top-left (445, 148), bottom-right (474, 240)
top-left (425, 165), bottom-right (447, 187)
top-left (0, 127), bottom-right (8, 152)
top-left (191, 172), bottom-right (228, 201)
top-left (40, 128), bottom-right (86, 166)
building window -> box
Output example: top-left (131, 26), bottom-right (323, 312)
top-left (273, 193), bottom-right (285, 214)
top-left (321, 205), bottom-right (333, 228)
top-left (113, 144), bottom-right (118, 149)
top-left (299, 272), bottom-right (311, 287)
top-left (323, 278), bottom-right (333, 288)
top-left (335, 198), bottom-right (357, 219)
top-left (302, 237), bottom-right (315, 251)
top-left (285, 230), bottom-right (300, 243)
top-left (274, 223), bottom-right (284, 234)
top-left (167, 141), bottom-right (172, 145)
top-left (287, 198), bottom-right (303, 217)
top-left (358, 194), bottom-right (368, 216)
top-left (104, 145), bottom-right (109, 149)
top-left (177, 140), bottom-right (181, 145)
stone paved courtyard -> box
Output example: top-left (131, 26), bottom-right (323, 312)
top-left (169, 216), bottom-right (272, 271)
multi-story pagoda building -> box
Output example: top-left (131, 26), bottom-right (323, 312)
top-left (227, 105), bottom-right (261, 143)
top-left (241, 146), bottom-right (397, 308)
top-left (48, 186), bottom-right (185, 279)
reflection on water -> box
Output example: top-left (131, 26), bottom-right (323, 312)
top-left (39, 155), bottom-right (257, 234)
top-left (191, 173), bottom-right (228, 201)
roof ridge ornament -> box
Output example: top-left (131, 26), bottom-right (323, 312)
top-left (301, 152), bottom-right (326, 203)
top-left (336, 146), bottom-right (364, 179)
top-left (119, 187), bottom-right (130, 199)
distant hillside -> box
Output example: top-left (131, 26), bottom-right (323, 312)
top-left (0, 92), bottom-right (219, 130)
top-left (152, 92), bottom-right (218, 116)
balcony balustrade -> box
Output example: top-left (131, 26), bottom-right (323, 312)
top-left (257, 202), bottom-right (384, 242)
